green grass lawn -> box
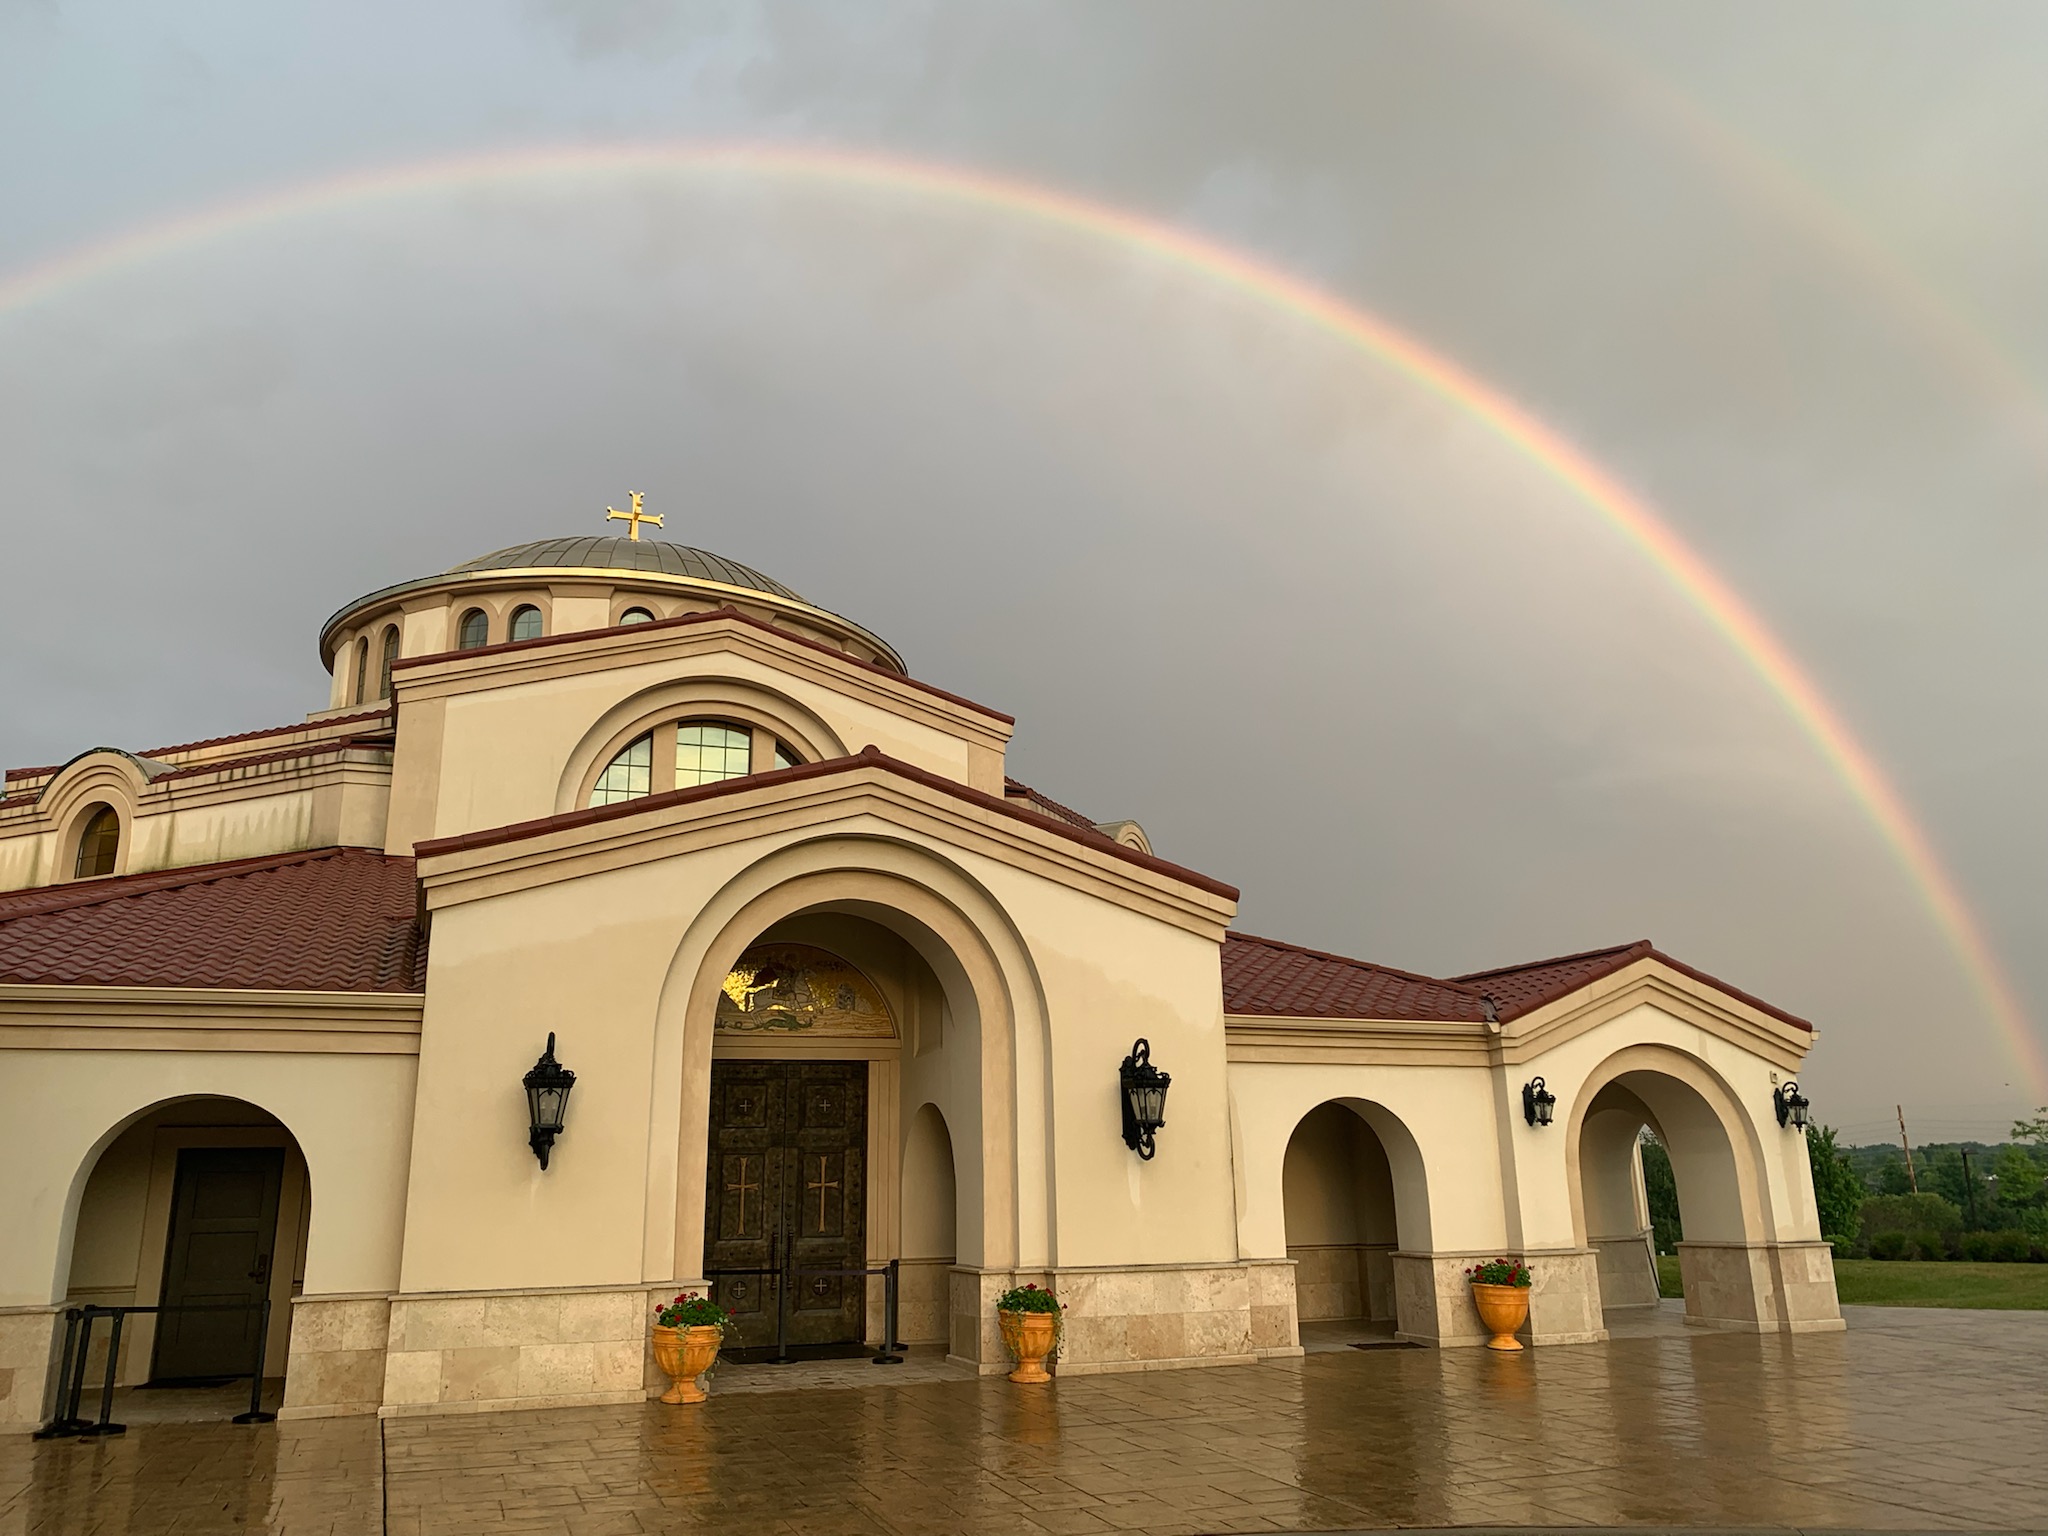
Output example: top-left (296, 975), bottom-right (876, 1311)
top-left (1656, 1253), bottom-right (2048, 1308)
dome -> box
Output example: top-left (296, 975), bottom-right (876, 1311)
top-left (448, 536), bottom-right (803, 603)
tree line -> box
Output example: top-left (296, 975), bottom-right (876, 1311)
top-left (1640, 1108), bottom-right (2048, 1262)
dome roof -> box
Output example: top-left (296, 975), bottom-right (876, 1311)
top-left (448, 536), bottom-right (802, 602)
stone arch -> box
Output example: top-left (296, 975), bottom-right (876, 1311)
top-left (1564, 1042), bottom-right (1784, 1327)
top-left (556, 676), bottom-right (848, 813)
top-left (1274, 1096), bottom-right (1433, 1337)
top-left (648, 834), bottom-right (1051, 1284)
top-left (55, 1093), bottom-right (312, 1398)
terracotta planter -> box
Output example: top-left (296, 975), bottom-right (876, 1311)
top-left (652, 1323), bottom-right (725, 1404)
top-left (1470, 1282), bottom-right (1530, 1351)
top-left (998, 1308), bottom-right (1057, 1384)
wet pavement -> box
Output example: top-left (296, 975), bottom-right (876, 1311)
top-left (3, 1305), bottom-right (2045, 1535)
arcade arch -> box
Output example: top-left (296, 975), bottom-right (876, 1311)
top-left (61, 1096), bottom-right (309, 1399)
top-left (1566, 1045), bottom-right (1771, 1327)
top-left (1279, 1097), bottom-right (1431, 1334)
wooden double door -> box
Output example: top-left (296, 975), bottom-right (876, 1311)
top-left (703, 1061), bottom-right (868, 1350)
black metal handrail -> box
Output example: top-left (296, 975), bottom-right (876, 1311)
top-left (703, 1230), bottom-right (908, 1365)
top-left (33, 1299), bottom-right (275, 1440)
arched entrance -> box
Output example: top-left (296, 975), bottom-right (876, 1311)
top-left (1568, 1049), bottom-right (1768, 1329)
top-left (62, 1096), bottom-right (310, 1407)
top-left (1281, 1098), bottom-right (1427, 1336)
top-left (676, 874), bottom-right (1009, 1357)
top-left (659, 840), bottom-right (1044, 1368)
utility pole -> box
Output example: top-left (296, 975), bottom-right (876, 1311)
top-left (1897, 1104), bottom-right (1918, 1193)
top-left (1961, 1148), bottom-right (1978, 1226)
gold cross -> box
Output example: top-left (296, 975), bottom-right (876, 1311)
top-left (806, 1155), bottom-right (839, 1229)
top-left (725, 1156), bottom-right (758, 1232)
top-left (606, 490), bottom-right (662, 541)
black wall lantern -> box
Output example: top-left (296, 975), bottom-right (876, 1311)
top-left (523, 1032), bottom-right (576, 1168)
top-left (1773, 1080), bottom-right (1810, 1130)
top-left (1522, 1077), bottom-right (1556, 1127)
top-left (1120, 1038), bottom-right (1171, 1159)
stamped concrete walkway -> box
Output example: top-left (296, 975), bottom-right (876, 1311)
top-left (3, 1305), bottom-right (2045, 1535)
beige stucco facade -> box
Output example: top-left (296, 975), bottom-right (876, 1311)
top-left (0, 533), bottom-right (1839, 1433)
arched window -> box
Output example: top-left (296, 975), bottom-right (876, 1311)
top-left (586, 718), bottom-right (773, 808)
top-left (619, 607), bottom-right (655, 626)
top-left (589, 734), bottom-right (652, 807)
top-left (457, 609), bottom-right (489, 649)
top-left (774, 740), bottom-right (800, 771)
top-left (378, 625), bottom-right (400, 700)
top-left (509, 605), bottom-right (543, 642)
top-left (74, 805), bottom-right (120, 878)
top-left (352, 637), bottom-right (369, 705)
top-left (676, 722), bottom-right (752, 787)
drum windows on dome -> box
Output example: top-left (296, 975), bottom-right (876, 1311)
top-left (509, 605), bottom-right (544, 642)
top-left (619, 607), bottom-right (655, 625)
top-left (378, 625), bottom-right (400, 701)
top-left (457, 609), bottom-right (490, 649)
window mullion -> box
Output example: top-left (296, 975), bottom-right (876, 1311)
top-left (654, 725), bottom-right (678, 793)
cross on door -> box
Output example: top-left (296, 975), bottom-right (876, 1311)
top-left (725, 1155), bottom-right (758, 1233)
top-left (806, 1155), bottom-right (839, 1229)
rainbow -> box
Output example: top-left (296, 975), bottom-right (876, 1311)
top-left (4, 140), bottom-right (2039, 1096)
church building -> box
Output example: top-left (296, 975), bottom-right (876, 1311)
top-left (0, 516), bottom-right (1841, 1430)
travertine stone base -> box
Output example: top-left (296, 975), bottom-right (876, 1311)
top-left (1678, 1240), bottom-right (1845, 1333)
top-left (1392, 1253), bottom-right (1487, 1346)
top-left (280, 1295), bottom-right (392, 1419)
top-left (1592, 1231), bottom-right (1660, 1310)
top-left (895, 1259), bottom-right (951, 1346)
top-left (0, 1306), bottom-right (61, 1433)
top-left (1392, 1250), bottom-right (1606, 1347)
top-left (377, 1284), bottom-right (660, 1418)
top-left (1524, 1248), bottom-right (1606, 1344)
top-left (1287, 1243), bottom-right (1396, 1323)
top-left (949, 1260), bottom-right (1299, 1376)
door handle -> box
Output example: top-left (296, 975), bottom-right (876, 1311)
top-left (249, 1252), bottom-right (271, 1283)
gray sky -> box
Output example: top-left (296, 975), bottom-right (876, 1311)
top-left (3, 0), bottom-right (2045, 1143)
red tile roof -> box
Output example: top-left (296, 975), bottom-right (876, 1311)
top-left (0, 848), bottom-right (425, 992)
top-left (1222, 932), bottom-right (1490, 1022)
top-left (143, 708), bottom-right (393, 759)
top-left (415, 746), bottom-right (1240, 900)
top-left (4, 709), bottom-right (394, 787)
top-left (1452, 941), bottom-right (1812, 1031)
top-left (1226, 932), bottom-right (1811, 1030)
top-left (1450, 942), bottom-right (1653, 1018)
top-left (1002, 777), bottom-right (1098, 831)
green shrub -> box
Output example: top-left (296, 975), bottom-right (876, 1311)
top-left (1906, 1230), bottom-right (1952, 1261)
top-left (1807, 1127), bottom-right (1867, 1244)
top-left (1868, 1231), bottom-right (1908, 1260)
top-left (1960, 1231), bottom-right (2034, 1263)
top-left (1859, 1192), bottom-right (1964, 1242)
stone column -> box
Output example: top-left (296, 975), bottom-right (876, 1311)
top-left (0, 1305), bottom-right (63, 1433)
top-left (1677, 1239), bottom-right (1844, 1332)
top-left (1392, 1249), bottom-right (1605, 1346)
top-left (278, 1294), bottom-right (393, 1420)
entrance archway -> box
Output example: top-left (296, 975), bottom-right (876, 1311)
top-left (63, 1096), bottom-right (309, 1404)
top-left (1567, 1047), bottom-right (1769, 1327)
top-left (1281, 1099), bottom-right (1425, 1331)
